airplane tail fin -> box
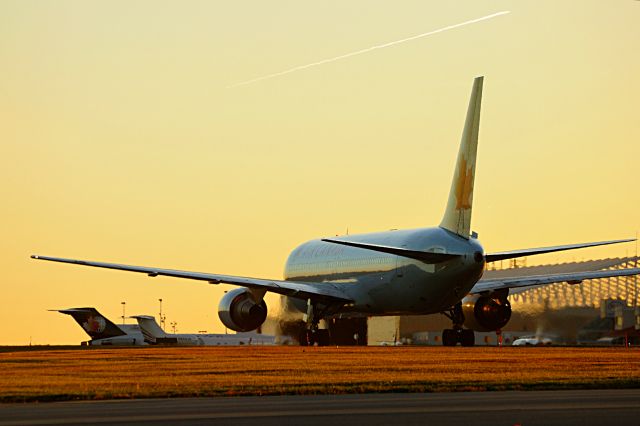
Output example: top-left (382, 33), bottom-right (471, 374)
top-left (439, 76), bottom-right (483, 238)
top-left (53, 308), bottom-right (126, 340)
top-left (131, 315), bottom-right (166, 343)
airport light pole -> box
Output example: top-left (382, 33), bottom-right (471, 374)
top-left (121, 301), bottom-right (126, 325)
top-left (158, 298), bottom-right (165, 331)
top-left (171, 321), bottom-right (177, 334)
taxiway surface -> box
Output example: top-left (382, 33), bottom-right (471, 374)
top-left (1, 389), bottom-right (639, 425)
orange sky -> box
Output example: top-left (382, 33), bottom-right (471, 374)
top-left (1, 1), bottom-right (639, 344)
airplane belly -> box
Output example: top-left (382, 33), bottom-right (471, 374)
top-left (365, 267), bottom-right (444, 314)
top-left (344, 258), bottom-right (482, 315)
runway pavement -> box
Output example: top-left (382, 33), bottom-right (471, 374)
top-left (1, 389), bottom-right (639, 426)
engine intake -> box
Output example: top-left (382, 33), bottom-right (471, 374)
top-left (462, 293), bottom-right (512, 332)
top-left (218, 288), bottom-right (268, 332)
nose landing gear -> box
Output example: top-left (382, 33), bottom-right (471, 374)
top-left (442, 302), bottom-right (475, 346)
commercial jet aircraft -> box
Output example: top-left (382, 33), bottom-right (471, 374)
top-left (33, 77), bottom-right (640, 346)
top-left (131, 315), bottom-right (275, 346)
top-left (53, 307), bottom-right (146, 346)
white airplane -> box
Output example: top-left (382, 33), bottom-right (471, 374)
top-left (53, 307), bottom-right (146, 346)
top-left (131, 315), bottom-right (274, 346)
top-left (34, 76), bottom-right (640, 346)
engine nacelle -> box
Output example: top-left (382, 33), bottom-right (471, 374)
top-left (218, 288), bottom-right (268, 332)
top-left (462, 293), bottom-right (512, 332)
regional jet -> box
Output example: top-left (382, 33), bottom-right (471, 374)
top-left (34, 76), bottom-right (640, 346)
top-left (53, 307), bottom-right (146, 346)
top-left (131, 315), bottom-right (275, 346)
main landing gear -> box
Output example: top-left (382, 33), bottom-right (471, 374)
top-left (442, 302), bottom-right (475, 347)
top-left (299, 328), bottom-right (331, 346)
top-left (298, 299), bottom-right (331, 346)
top-left (442, 328), bottom-right (475, 347)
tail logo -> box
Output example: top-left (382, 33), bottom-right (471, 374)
top-left (82, 315), bottom-right (106, 334)
top-left (455, 157), bottom-right (474, 210)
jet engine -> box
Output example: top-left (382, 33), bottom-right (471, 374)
top-left (461, 293), bottom-right (511, 332)
top-left (218, 288), bottom-right (268, 332)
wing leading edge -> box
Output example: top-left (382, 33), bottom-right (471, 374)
top-left (485, 238), bottom-right (635, 263)
top-left (31, 255), bottom-right (352, 303)
top-left (471, 268), bottom-right (640, 294)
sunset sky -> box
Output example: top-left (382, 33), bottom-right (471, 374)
top-left (2, 1), bottom-right (639, 345)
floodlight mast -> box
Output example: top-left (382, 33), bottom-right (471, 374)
top-left (158, 298), bottom-right (166, 331)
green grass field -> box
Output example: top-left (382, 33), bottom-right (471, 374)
top-left (1, 346), bottom-right (639, 402)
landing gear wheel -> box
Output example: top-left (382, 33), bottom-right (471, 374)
top-left (442, 302), bottom-right (467, 347)
top-left (442, 329), bottom-right (458, 346)
top-left (315, 329), bottom-right (331, 346)
top-left (300, 298), bottom-right (333, 346)
top-left (299, 330), bottom-right (312, 346)
top-left (299, 329), bottom-right (331, 346)
top-left (460, 329), bottom-right (475, 347)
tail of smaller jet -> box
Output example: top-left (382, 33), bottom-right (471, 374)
top-left (131, 315), bottom-right (167, 344)
top-left (440, 76), bottom-right (483, 238)
top-left (53, 308), bottom-right (126, 340)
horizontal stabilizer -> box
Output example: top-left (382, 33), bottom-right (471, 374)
top-left (321, 239), bottom-right (461, 263)
top-left (485, 238), bottom-right (635, 263)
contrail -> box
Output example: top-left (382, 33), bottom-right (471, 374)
top-left (228, 11), bottom-right (510, 88)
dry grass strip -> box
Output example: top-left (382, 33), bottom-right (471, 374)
top-left (0, 346), bottom-right (638, 402)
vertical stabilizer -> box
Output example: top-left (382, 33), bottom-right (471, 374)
top-left (131, 315), bottom-right (167, 343)
top-left (53, 308), bottom-right (126, 339)
top-left (440, 76), bottom-right (483, 238)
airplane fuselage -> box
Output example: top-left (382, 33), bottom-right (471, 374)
top-left (151, 333), bottom-right (274, 346)
top-left (284, 227), bottom-right (485, 316)
top-left (87, 335), bottom-right (146, 346)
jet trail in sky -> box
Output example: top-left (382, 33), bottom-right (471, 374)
top-left (228, 11), bottom-right (510, 88)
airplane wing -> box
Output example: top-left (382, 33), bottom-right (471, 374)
top-left (31, 255), bottom-right (353, 303)
top-left (485, 238), bottom-right (634, 263)
top-left (470, 268), bottom-right (640, 294)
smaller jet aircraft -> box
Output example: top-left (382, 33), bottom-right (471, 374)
top-left (131, 315), bottom-right (275, 346)
top-left (53, 307), bottom-right (146, 346)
